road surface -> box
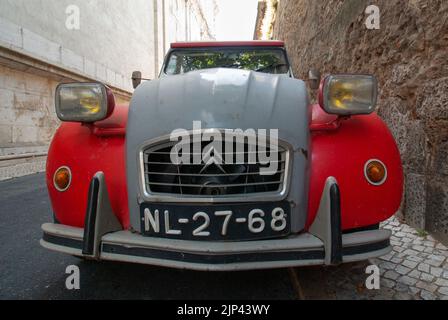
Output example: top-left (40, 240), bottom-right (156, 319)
top-left (0, 173), bottom-right (303, 299)
top-left (3, 173), bottom-right (405, 300)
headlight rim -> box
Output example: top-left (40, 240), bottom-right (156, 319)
top-left (321, 74), bottom-right (378, 116)
top-left (55, 82), bottom-right (112, 123)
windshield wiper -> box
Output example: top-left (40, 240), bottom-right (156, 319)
top-left (255, 63), bottom-right (289, 72)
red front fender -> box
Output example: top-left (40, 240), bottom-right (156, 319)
top-left (306, 105), bottom-right (403, 230)
top-left (46, 105), bottom-right (130, 229)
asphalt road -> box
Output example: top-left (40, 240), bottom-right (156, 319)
top-left (0, 173), bottom-right (299, 300)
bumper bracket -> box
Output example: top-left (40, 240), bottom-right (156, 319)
top-left (81, 172), bottom-right (121, 258)
top-left (309, 177), bottom-right (343, 265)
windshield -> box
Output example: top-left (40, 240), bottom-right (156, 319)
top-left (164, 47), bottom-right (290, 75)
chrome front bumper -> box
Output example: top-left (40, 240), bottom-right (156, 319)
top-left (40, 173), bottom-right (392, 271)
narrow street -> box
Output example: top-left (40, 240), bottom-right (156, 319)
top-left (0, 0), bottom-right (447, 305)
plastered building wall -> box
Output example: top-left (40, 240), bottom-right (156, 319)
top-left (0, 0), bottom-right (217, 180)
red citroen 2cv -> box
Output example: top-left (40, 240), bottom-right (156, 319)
top-left (41, 41), bottom-right (403, 271)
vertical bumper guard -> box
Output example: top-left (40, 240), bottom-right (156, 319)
top-left (82, 172), bottom-right (122, 258)
top-left (309, 177), bottom-right (343, 265)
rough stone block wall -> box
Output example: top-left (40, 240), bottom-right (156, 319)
top-left (272, 0), bottom-right (448, 243)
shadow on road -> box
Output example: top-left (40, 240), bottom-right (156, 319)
top-left (37, 259), bottom-right (296, 300)
top-left (0, 173), bottom-right (395, 300)
top-left (0, 173), bottom-right (296, 300)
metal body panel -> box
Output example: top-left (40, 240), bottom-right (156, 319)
top-left (307, 105), bottom-right (403, 230)
top-left (44, 44), bottom-right (403, 257)
top-left (126, 68), bottom-right (311, 232)
top-left (46, 105), bottom-right (130, 229)
top-left (45, 97), bottom-right (403, 235)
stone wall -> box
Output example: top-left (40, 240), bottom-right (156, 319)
top-left (267, 0), bottom-right (448, 243)
top-left (0, 65), bottom-right (58, 146)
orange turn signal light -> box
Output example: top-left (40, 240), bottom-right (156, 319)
top-left (54, 166), bottom-right (71, 192)
top-left (365, 160), bottom-right (387, 185)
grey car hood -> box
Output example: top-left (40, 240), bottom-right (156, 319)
top-left (126, 68), bottom-right (311, 232)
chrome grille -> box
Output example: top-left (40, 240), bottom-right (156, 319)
top-left (141, 138), bottom-right (289, 199)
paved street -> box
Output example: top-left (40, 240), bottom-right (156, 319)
top-left (0, 174), bottom-right (297, 299)
top-left (370, 218), bottom-right (448, 300)
top-left (1, 174), bottom-right (447, 300)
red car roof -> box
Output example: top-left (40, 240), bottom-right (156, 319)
top-left (171, 41), bottom-right (285, 49)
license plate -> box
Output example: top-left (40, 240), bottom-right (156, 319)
top-left (140, 202), bottom-right (291, 241)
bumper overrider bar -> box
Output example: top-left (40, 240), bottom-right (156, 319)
top-left (40, 173), bottom-right (392, 271)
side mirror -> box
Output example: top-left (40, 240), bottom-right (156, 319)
top-left (132, 71), bottom-right (151, 89)
top-left (132, 71), bottom-right (142, 89)
top-left (308, 69), bottom-right (321, 90)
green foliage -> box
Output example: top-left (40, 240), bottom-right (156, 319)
top-left (167, 49), bottom-right (288, 75)
top-left (416, 229), bottom-right (428, 238)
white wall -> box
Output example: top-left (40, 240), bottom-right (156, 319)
top-left (0, 0), bottom-right (217, 149)
top-left (0, 0), bottom-right (218, 179)
top-left (0, 0), bottom-right (155, 90)
top-left (0, 0), bottom-right (218, 87)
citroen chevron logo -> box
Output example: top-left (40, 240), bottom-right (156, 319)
top-left (200, 146), bottom-right (227, 174)
top-left (169, 121), bottom-right (280, 176)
